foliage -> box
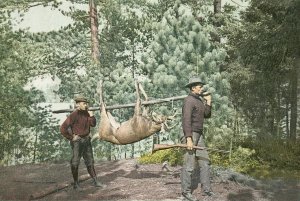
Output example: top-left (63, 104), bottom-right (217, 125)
top-left (29, 105), bottom-right (70, 163)
top-left (141, 1), bottom-right (232, 148)
top-left (211, 146), bottom-right (260, 174)
top-left (0, 0), bottom-right (61, 11)
top-left (210, 152), bottom-right (230, 167)
top-left (0, 10), bottom-right (45, 164)
top-left (229, 146), bottom-right (260, 173)
top-left (138, 148), bottom-right (183, 166)
top-left (0, 2), bottom-right (71, 165)
top-left (251, 138), bottom-right (300, 169)
top-left (225, 0), bottom-right (300, 139)
top-left (212, 138), bottom-right (300, 175)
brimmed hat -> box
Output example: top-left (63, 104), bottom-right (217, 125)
top-left (74, 95), bottom-right (89, 103)
top-left (185, 77), bottom-right (205, 88)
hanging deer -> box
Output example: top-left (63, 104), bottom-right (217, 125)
top-left (97, 80), bottom-right (171, 145)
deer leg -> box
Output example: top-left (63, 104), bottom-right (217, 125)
top-left (98, 80), bottom-right (120, 144)
top-left (97, 80), bottom-right (104, 106)
top-left (134, 80), bottom-right (142, 116)
top-left (98, 80), bottom-right (117, 126)
top-left (99, 111), bottom-right (120, 144)
top-left (138, 82), bottom-right (149, 116)
top-left (107, 112), bottom-right (120, 129)
top-left (138, 82), bottom-right (148, 101)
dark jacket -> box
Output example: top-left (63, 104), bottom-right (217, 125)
top-left (60, 110), bottom-right (96, 140)
top-left (182, 93), bottom-right (211, 138)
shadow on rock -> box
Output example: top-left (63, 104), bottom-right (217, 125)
top-left (227, 189), bottom-right (255, 201)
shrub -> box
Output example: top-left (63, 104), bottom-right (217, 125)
top-left (211, 146), bottom-right (261, 174)
top-left (138, 148), bottom-right (184, 166)
top-left (253, 138), bottom-right (300, 169)
top-left (210, 152), bottom-right (230, 167)
top-left (229, 146), bottom-right (261, 173)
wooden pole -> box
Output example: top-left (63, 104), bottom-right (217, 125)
top-left (52, 95), bottom-right (187, 113)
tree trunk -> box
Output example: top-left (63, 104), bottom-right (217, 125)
top-left (32, 132), bottom-right (38, 163)
top-left (89, 0), bottom-right (100, 63)
top-left (276, 88), bottom-right (281, 137)
top-left (298, 55), bottom-right (300, 138)
top-left (107, 143), bottom-right (112, 161)
top-left (152, 133), bottom-right (160, 150)
top-left (214, 0), bottom-right (222, 14)
top-left (213, 0), bottom-right (222, 43)
top-left (131, 144), bottom-right (134, 158)
top-left (290, 57), bottom-right (299, 140)
top-left (286, 99), bottom-right (290, 138)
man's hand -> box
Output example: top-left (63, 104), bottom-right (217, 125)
top-left (72, 134), bottom-right (80, 141)
top-left (88, 111), bottom-right (94, 116)
top-left (204, 95), bottom-right (212, 106)
top-left (186, 137), bottom-right (193, 150)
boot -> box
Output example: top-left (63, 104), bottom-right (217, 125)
top-left (73, 181), bottom-right (82, 191)
top-left (87, 165), bottom-right (106, 188)
top-left (71, 165), bottom-right (82, 191)
top-left (202, 190), bottom-right (214, 196)
top-left (92, 177), bottom-right (107, 188)
top-left (182, 192), bottom-right (199, 201)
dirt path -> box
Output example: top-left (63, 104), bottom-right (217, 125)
top-left (0, 159), bottom-right (299, 201)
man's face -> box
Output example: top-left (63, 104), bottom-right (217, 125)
top-left (191, 84), bottom-right (203, 95)
top-left (77, 101), bottom-right (88, 111)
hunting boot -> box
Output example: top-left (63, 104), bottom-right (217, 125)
top-left (182, 192), bottom-right (199, 201)
top-left (87, 165), bottom-right (107, 188)
top-left (71, 165), bottom-right (82, 191)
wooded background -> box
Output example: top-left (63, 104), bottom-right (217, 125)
top-left (0, 0), bottom-right (299, 175)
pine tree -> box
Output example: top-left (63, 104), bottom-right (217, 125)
top-left (141, 1), bottom-right (232, 147)
top-left (227, 0), bottom-right (300, 140)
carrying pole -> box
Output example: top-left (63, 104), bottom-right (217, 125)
top-left (52, 95), bottom-right (187, 113)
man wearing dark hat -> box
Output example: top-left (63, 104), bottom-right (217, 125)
top-left (181, 77), bottom-right (213, 201)
top-left (60, 95), bottom-right (106, 190)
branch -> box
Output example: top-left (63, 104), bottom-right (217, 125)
top-left (29, 173), bottom-right (91, 200)
top-left (230, 0), bottom-right (248, 7)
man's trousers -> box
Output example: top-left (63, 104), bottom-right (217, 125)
top-left (181, 131), bottom-right (211, 194)
top-left (70, 135), bottom-right (94, 167)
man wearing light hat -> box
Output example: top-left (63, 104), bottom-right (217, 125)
top-left (60, 95), bottom-right (106, 190)
top-left (181, 77), bottom-right (213, 201)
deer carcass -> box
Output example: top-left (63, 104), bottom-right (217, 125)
top-left (98, 81), bottom-right (167, 145)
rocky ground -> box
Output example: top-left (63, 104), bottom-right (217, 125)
top-left (0, 159), bottom-right (299, 201)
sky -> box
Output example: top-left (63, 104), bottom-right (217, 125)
top-left (13, 1), bottom-right (87, 33)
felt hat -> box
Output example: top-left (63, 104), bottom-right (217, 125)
top-left (185, 77), bottom-right (205, 88)
top-left (74, 95), bottom-right (89, 103)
